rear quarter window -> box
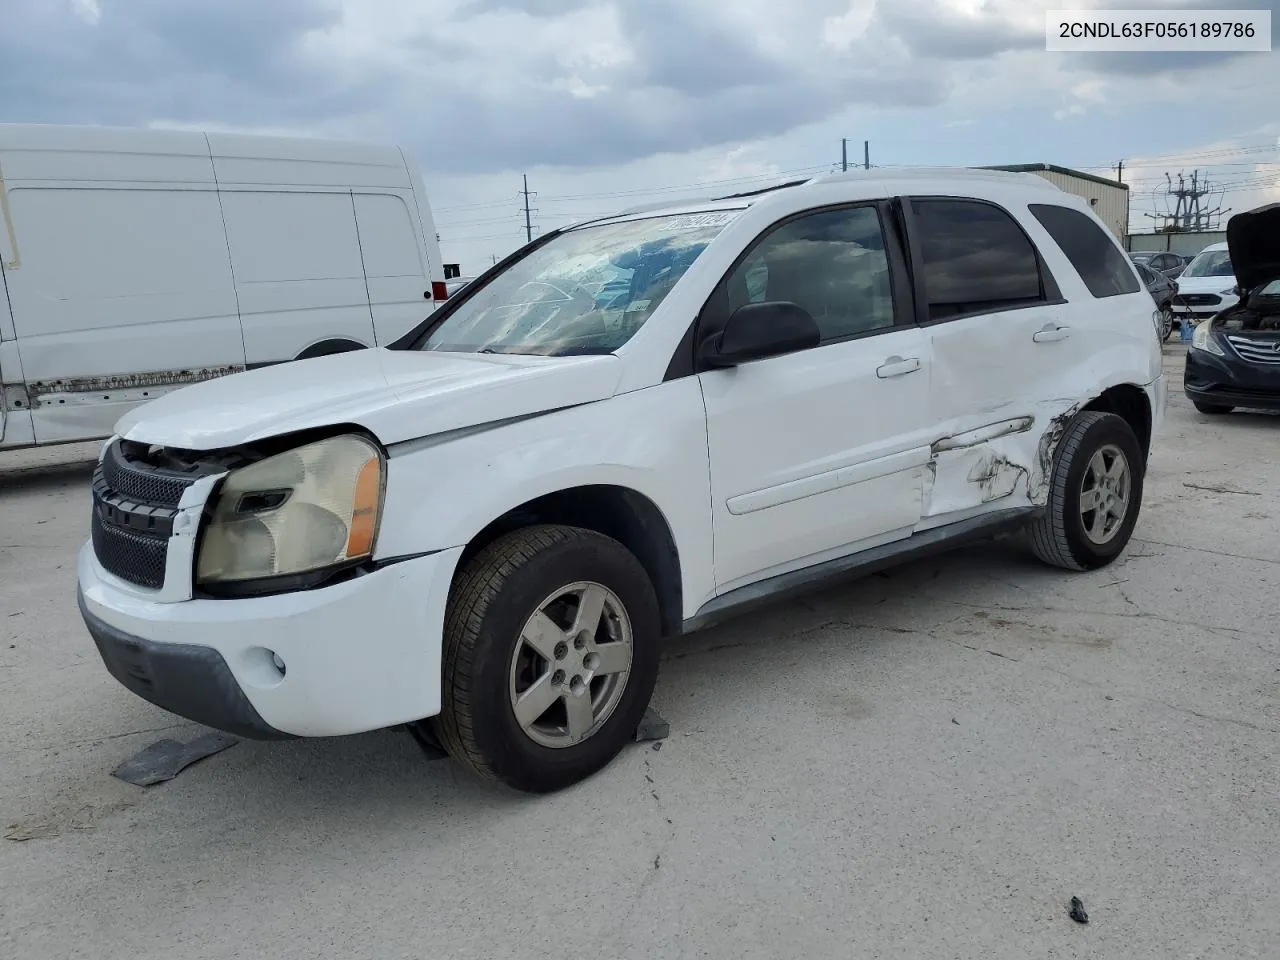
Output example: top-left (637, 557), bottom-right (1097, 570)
top-left (1029, 203), bottom-right (1140, 298)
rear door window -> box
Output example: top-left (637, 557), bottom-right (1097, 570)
top-left (1029, 203), bottom-right (1141, 298)
top-left (908, 199), bottom-right (1048, 321)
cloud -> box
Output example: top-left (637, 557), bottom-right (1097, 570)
top-left (70, 0), bottom-right (101, 26)
top-left (1, 0), bottom-right (1277, 195)
top-left (874, 0), bottom-right (1044, 60)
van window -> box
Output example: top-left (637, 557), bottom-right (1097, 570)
top-left (1029, 203), bottom-right (1140, 298)
top-left (910, 199), bottom-right (1046, 321)
top-left (353, 194), bottom-right (423, 280)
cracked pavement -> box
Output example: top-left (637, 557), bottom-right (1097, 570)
top-left (2, 345), bottom-right (1278, 959)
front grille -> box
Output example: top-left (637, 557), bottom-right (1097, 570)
top-left (91, 507), bottom-right (169, 589)
top-left (1226, 334), bottom-right (1280, 365)
top-left (90, 442), bottom-right (200, 590)
top-left (1175, 293), bottom-right (1222, 307)
top-left (102, 443), bottom-right (191, 506)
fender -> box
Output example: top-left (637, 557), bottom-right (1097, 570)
top-left (374, 377), bottom-right (718, 619)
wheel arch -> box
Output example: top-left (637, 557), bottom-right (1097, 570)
top-left (456, 484), bottom-right (684, 638)
top-left (1082, 384), bottom-right (1153, 460)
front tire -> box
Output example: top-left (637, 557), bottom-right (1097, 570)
top-left (1159, 307), bottom-right (1174, 341)
top-left (434, 525), bottom-right (661, 793)
top-left (1029, 411), bottom-right (1145, 571)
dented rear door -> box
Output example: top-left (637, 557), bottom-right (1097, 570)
top-left (902, 196), bottom-right (1072, 522)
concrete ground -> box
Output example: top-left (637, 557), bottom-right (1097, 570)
top-left (2, 344), bottom-right (1277, 960)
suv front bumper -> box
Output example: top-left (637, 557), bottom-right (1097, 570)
top-left (78, 543), bottom-right (463, 738)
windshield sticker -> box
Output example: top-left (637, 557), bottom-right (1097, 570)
top-left (658, 211), bottom-right (741, 230)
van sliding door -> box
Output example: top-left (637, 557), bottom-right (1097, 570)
top-left (353, 192), bottom-right (430, 346)
top-left (221, 190), bottom-right (377, 363)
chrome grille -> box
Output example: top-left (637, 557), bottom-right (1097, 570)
top-left (1176, 293), bottom-right (1222, 307)
top-left (1226, 335), bottom-right (1280, 365)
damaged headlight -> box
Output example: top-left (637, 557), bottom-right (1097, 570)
top-left (196, 434), bottom-right (385, 590)
top-left (1190, 320), bottom-right (1225, 357)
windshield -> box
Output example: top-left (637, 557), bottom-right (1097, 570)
top-left (419, 211), bottom-right (738, 356)
top-left (1181, 250), bottom-right (1234, 278)
top-left (1129, 252), bottom-right (1155, 262)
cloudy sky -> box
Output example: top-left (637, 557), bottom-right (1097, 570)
top-left (2, 0), bottom-right (1277, 273)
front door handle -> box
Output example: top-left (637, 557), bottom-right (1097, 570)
top-left (876, 356), bottom-right (921, 379)
top-left (1033, 323), bottom-right (1072, 343)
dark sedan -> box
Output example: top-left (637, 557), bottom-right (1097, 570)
top-left (1134, 261), bottom-right (1177, 340)
top-left (1130, 250), bottom-right (1189, 279)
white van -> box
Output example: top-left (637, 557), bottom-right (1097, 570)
top-left (0, 124), bottom-right (446, 450)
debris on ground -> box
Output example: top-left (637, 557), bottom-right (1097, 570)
top-left (1069, 896), bottom-right (1090, 924)
top-left (112, 732), bottom-right (238, 787)
top-left (635, 706), bottom-right (670, 743)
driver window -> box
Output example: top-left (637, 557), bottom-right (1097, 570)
top-left (725, 206), bottom-right (895, 342)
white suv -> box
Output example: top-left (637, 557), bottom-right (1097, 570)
top-left (77, 169), bottom-right (1166, 793)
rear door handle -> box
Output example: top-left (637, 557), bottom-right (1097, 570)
top-left (876, 356), bottom-right (921, 379)
top-left (1033, 324), bottom-right (1071, 343)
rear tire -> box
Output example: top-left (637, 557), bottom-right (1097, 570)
top-left (1029, 411), bottom-right (1144, 571)
top-left (1192, 400), bottom-right (1234, 415)
top-left (1159, 307), bottom-right (1174, 341)
top-left (434, 525), bottom-right (661, 793)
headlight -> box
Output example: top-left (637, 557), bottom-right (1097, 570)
top-left (1190, 320), bottom-right (1224, 357)
top-left (196, 434), bottom-right (385, 587)
top-left (1219, 288), bottom-right (1238, 297)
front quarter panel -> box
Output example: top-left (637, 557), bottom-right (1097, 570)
top-left (374, 377), bottom-right (717, 618)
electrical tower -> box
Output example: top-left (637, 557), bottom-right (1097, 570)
top-left (1146, 170), bottom-right (1230, 233)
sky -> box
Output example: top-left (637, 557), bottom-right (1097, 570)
top-left (1, 0), bottom-right (1277, 274)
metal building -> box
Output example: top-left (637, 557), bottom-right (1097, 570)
top-left (1125, 230), bottom-right (1226, 257)
top-left (982, 163), bottom-right (1130, 239)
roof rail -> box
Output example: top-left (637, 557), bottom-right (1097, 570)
top-left (807, 166), bottom-right (1060, 190)
top-left (714, 177), bottom-right (812, 200)
top-left (612, 176), bottom-right (813, 216)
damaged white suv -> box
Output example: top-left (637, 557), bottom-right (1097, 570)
top-left (78, 169), bottom-right (1165, 793)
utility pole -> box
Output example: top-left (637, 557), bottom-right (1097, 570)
top-left (841, 138), bottom-right (848, 172)
top-left (864, 140), bottom-right (870, 170)
top-left (1116, 159), bottom-right (1124, 184)
top-left (520, 174), bottom-right (537, 243)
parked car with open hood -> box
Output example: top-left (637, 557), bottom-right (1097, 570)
top-left (1185, 204), bottom-right (1280, 414)
top-left (76, 168), bottom-right (1165, 793)
top-left (1170, 242), bottom-right (1240, 326)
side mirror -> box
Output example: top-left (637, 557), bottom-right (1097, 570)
top-left (700, 301), bottom-right (821, 368)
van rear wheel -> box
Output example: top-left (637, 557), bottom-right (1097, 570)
top-left (433, 525), bottom-right (661, 793)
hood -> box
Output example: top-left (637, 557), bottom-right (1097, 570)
top-left (115, 348), bottom-right (624, 450)
top-left (1174, 273), bottom-right (1239, 294)
top-left (1227, 203), bottom-right (1280, 293)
